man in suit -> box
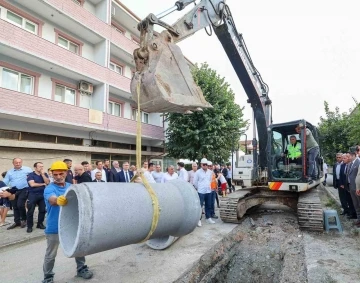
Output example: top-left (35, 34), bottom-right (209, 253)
top-left (117, 162), bottom-right (134, 183)
top-left (333, 153), bottom-right (347, 214)
top-left (347, 152), bottom-right (360, 225)
top-left (339, 153), bottom-right (356, 219)
top-left (111, 161), bottom-right (121, 182)
top-left (93, 172), bottom-right (105, 182)
top-left (74, 164), bottom-right (92, 184)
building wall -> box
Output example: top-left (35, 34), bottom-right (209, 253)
top-left (0, 0), bottom-right (166, 165)
top-left (0, 147), bottom-right (90, 175)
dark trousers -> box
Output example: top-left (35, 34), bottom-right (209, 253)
top-left (350, 190), bottom-right (360, 220)
top-left (198, 192), bottom-right (211, 219)
top-left (27, 193), bottom-right (46, 228)
top-left (12, 189), bottom-right (28, 223)
top-left (338, 186), bottom-right (349, 213)
top-left (227, 178), bottom-right (234, 192)
top-left (210, 190), bottom-right (219, 214)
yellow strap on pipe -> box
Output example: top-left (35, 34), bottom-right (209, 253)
top-left (134, 79), bottom-right (161, 243)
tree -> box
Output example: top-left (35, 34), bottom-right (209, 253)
top-left (318, 101), bottom-right (352, 164)
top-left (164, 63), bottom-right (249, 163)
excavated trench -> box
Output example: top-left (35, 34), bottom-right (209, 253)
top-left (175, 208), bottom-right (308, 283)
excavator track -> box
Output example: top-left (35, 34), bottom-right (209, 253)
top-left (297, 187), bottom-right (323, 231)
top-left (219, 186), bottom-right (324, 232)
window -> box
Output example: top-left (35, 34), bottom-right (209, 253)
top-left (5, 10), bottom-right (37, 34)
top-left (109, 62), bottom-right (123, 75)
top-left (131, 36), bottom-right (140, 45)
top-left (108, 101), bottom-right (122, 117)
top-left (55, 84), bottom-right (76, 105)
top-left (1, 67), bottom-right (33, 94)
top-left (143, 112), bottom-right (149, 124)
top-left (80, 92), bottom-right (91, 109)
top-left (132, 109), bottom-right (149, 124)
top-left (58, 36), bottom-right (79, 54)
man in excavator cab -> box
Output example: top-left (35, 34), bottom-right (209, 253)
top-left (295, 124), bottom-right (320, 182)
top-left (282, 135), bottom-right (302, 165)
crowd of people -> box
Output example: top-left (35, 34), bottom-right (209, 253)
top-left (332, 147), bottom-right (360, 227)
top-left (0, 157), bottom-right (235, 282)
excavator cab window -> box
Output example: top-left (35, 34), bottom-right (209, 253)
top-left (269, 125), bottom-right (304, 181)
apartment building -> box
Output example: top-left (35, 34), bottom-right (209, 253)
top-left (0, 0), bottom-right (173, 172)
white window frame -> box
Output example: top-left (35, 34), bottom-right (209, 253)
top-left (2, 7), bottom-right (38, 34)
top-left (109, 62), bottom-right (123, 75)
top-left (79, 91), bottom-right (92, 109)
top-left (0, 66), bottom-right (34, 95)
top-left (57, 36), bottom-right (79, 54)
top-left (132, 109), bottom-right (149, 124)
top-left (55, 84), bottom-right (76, 105)
top-left (108, 101), bottom-right (122, 117)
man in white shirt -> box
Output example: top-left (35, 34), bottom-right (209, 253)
top-left (161, 165), bottom-right (178, 183)
top-left (91, 161), bottom-right (107, 182)
top-left (188, 163), bottom-right (198, 186)
top-left (152, 165), bottom-right (164, 183)
top-left (177, 162), bottom-right (189, 182)
top-left (144, 162), bottom-right (156, 183)
top-left (193, 158), bottom-right (215, 226)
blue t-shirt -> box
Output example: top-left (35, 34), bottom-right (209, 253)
top-left (27, 172), bottom-right (49, 194)
top-left (44, 182), bottom-right (71, 234)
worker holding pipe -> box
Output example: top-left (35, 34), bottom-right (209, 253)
top-left (42, 161), bottom-right (93, 283)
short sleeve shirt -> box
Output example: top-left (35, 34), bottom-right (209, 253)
top-left (27, 172), bottom-right (49, 194)
top-left (44, 182), bottom-right (71, 234)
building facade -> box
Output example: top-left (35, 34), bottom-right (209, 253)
top-left (0, 0), bottom-right (172, 172)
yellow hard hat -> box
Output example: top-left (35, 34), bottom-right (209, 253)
top-left (50, 161), bottom-right (68, 171)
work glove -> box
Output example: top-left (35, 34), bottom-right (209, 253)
top-left (57, 195), bottom-right (68, 206)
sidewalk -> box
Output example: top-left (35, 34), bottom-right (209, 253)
top-left (0, 209), bottom-right (45, 250)
top-left (323, 184), bottom-right (341, 207)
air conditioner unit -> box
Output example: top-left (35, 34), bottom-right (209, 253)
top-left (78, 81), bottom-right (93, 94)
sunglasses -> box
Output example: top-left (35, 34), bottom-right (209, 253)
top-left (201, 164), bottom-right (208, 166)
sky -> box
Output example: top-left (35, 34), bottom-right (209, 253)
top-left (120, 0), bottom-right (359, 137)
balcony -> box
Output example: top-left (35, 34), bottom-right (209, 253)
top-left (106, 114), bottom-right (164, 141)
top-left (0, 19), bottom-right (130, 93)
top-left (0, 88), bottom-right (164, 141)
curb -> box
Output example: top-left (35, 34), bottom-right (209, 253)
top-left (323, 185), bottom-right (341, 207)
top-left (0, 234), bottom-right (45, 252)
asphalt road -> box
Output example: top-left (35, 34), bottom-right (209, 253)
top-left (0, 217), bottom-right (236, 283)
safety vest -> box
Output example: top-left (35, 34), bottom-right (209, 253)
top-left (211, 173), bottom-right (217, 190)
top-left (287, 143), bottom-right (301, 159)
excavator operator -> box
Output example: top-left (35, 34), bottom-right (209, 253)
top-left (283, 135), bottom-right (302, 165)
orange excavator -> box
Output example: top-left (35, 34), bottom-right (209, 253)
top-left (131, 0), bottom-right (325, 231)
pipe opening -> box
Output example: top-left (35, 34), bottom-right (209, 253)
top-left (146, 235), bottom-right (178, 250)
top-left (59, 189), bottom-right (79, 255)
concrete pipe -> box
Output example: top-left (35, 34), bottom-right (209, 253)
top-left (59, 180), bottom-right (201, 258)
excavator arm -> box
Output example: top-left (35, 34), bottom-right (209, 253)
top-left (131, 0), bottom-right (271, 169)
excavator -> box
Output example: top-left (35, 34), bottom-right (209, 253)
top-left (131, 0), bottom-right (325, 231)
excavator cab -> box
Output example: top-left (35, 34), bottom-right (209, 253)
top-left (267, 120), bottom-right (323, 191)
top-left (130, 30), bottom-right (212, 113)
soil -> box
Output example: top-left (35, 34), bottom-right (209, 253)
top-left (176, 186), bottom-right (360, 283)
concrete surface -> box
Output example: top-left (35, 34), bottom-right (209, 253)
top-left (0, 209), bottom-right (45, 250)
top-left (0, 206), bottom-right (236, 283)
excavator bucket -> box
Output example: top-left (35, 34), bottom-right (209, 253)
top-left (130, 31), bottom-right (212, 113)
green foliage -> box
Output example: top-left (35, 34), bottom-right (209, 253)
top-left (164, 63), bottom-right (249, 163)
top-left (318, 101), bottom-right (352, 164)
